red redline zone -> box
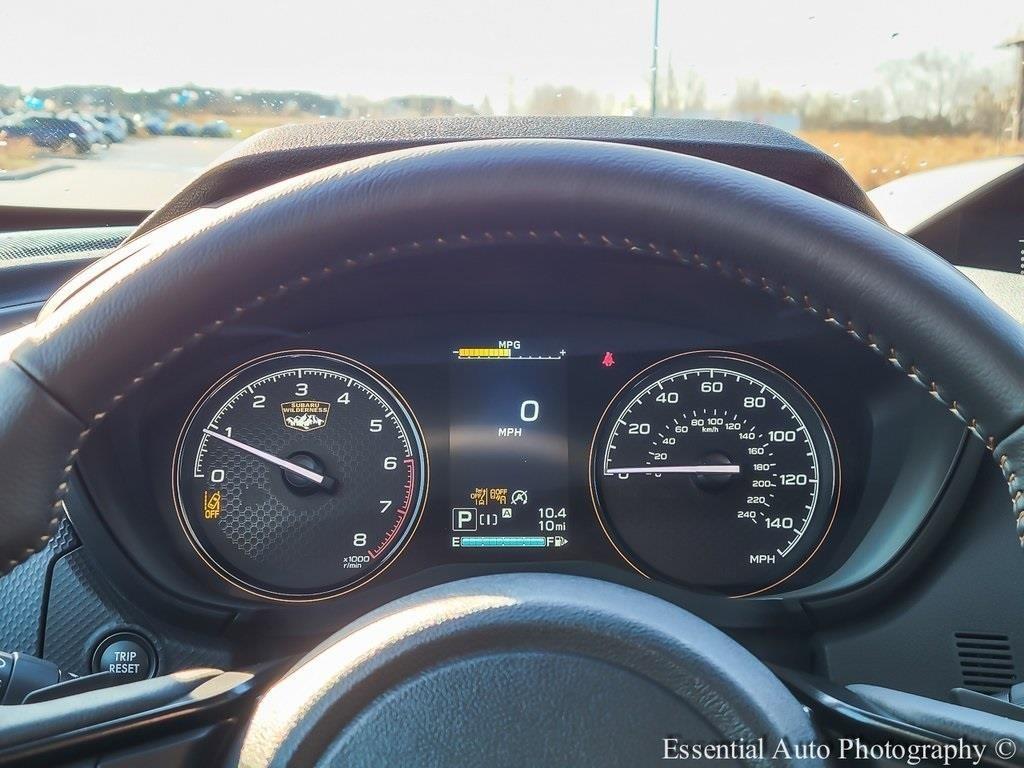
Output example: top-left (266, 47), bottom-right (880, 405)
top-left (368, 457), bottom-right (416, 559)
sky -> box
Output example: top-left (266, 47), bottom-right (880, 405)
top-left (4, 0), bottom-right (1022, 112)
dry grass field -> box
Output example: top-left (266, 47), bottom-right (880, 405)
top-left (796, 130), bottom-right (1024, 190)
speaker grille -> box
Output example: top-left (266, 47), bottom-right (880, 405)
top-left (955, 632), bottom-right (1017, 694)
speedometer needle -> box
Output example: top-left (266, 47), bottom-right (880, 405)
top-left (203, 429), bottom-right (337, 490)
top-left (605, 464), bottom-right (742, 475)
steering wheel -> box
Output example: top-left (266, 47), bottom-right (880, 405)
top-left (2, 139), bottom-right (1023, 765)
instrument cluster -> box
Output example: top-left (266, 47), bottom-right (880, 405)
top-left (72, 243), bottom-right (971, 623)
top-left (153, 306), bottom-right (931, 607)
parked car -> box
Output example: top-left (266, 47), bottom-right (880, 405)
top-left (92, 114), bottom-right (128, 143)
top-left (59, 113), bottom-right (108, 146)
top-left (118, 112), bottom-right (144, 136)
top-left (0, 115), bottom-right (92, 153)
top-left (167, 120), bottom-right (200, 137)
top-left (141, 114), bottom-right (166, 136)
top-left (199, 119), bottom-right (233, 138)
top-left (79, 114), bottom-right (114, 145)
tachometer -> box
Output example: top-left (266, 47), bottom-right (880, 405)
top-left (591, 351), bottom-right (838, 596)
top-left (173, 351), bottom-right (427, 601)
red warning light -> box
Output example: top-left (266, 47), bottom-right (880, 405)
top-left (601, 352), bottom-right (615, 368)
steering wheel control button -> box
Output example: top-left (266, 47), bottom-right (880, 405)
top-left (92, 633), bottom-right (156, 681)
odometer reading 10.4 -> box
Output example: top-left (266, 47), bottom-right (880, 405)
top-left (592, 352), bottom-right (838, 596)
top-left (173, 351), bottom-right (427, 601)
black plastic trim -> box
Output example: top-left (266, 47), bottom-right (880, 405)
top-left (0, 207), bottom-right (146, 234)
top-left (0, 666), bottom-right (272, 767)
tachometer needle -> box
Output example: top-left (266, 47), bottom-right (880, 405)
top-left (203, 429), bottom-right (337, 490)
top-left (605, 464), bottom-right (742, 475)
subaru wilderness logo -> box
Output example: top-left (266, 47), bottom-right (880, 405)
top-left (281, 401), bottom-right (330, 432)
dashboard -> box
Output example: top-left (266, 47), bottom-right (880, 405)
top-left (2, 121), bottom-right (1019, 714)
top-left (69, 248), bottom-right (970, 647)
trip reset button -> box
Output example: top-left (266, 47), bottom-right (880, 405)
top-left (91, 632), bottom-right (156, 681)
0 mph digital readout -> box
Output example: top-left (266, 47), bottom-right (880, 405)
top-left (448, 339), bottom-right (571, 552)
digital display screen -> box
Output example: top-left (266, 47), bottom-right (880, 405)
top-left (448, 339), bottom-right (570, 552)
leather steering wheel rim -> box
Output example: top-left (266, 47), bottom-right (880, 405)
top-left (2, 137), bottom-right (1024, 573)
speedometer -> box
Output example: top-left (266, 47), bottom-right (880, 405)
top-left (591, 351), bottom-right (838, 596)
top-left (173, 351), bottom-right (427, 601)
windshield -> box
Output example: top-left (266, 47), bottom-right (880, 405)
top-left (1, 1), bottom-right (1021, 210)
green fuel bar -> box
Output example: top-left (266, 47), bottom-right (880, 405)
top-left (458, 536), bottom-right (548, 548)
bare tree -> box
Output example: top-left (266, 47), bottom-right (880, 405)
top-left (679, 68), bottom-right (707, 114)
top-left (798, 92), bottom-right (845, 128)
top-left (731, 79), bottom-right (794, 115)
top-left (881, 50), bottom-right (975, 120)
top-left (968, 85), bottom-right (1012, 137)
top-left (848, 88), bottom-right (888, 123)
top-left (662, 60), bottom-right (681, 114)
top-left (658, 60), bottom-right (705, 115)
top-left (523, 85), bottom-right (603, 116)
